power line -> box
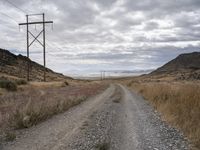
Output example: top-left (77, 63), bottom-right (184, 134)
top-left (0, 11), bottom-right (19, 24)
top-left (0, 1), bottom-right (25, 24)
top-left (4, 0), bottom-right (64, 54)
top-left (3, 0), bottom-right (63, 52)
top-left (3, 1), bottom-right (60, 51)
top-left (2, 0), bottom-right (67, 60)
top-left (4, 0), bottom-right (27, 14)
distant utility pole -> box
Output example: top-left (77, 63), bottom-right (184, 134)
top-left (19, 13), bottom-right (53, 81)
top-left (100, 71), bottom-right (106, 80)
top-left (101, 71), bottom-right (103, 80)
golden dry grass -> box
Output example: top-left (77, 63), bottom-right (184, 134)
top-left (29, 81), bottom-right (68, 88)
top-left (128, 81), bottom-right (200, 149)
top-left (0, 83), bottom-right (107, 139)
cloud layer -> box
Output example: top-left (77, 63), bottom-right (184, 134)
top-left (0, 0), bottom-right (200, 76)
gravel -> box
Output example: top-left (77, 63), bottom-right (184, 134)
top-left (1, 84), bottom-right (190, 150)
top-left (65, 84), bottom-right (189, 150)
top-left (118, 85), bottom-right (189, 150)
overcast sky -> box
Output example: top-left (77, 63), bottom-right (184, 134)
top-left (0, 0), bottom-right (200, 76)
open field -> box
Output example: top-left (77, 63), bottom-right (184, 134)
top-left (0, 82), bottom-right (107, 142)
top-left (126, 80), bottom-right (200, 149)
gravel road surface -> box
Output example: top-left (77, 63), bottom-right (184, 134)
top-left (1, 84), bottom-right (189, 150)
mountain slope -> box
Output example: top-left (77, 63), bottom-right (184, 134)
top-left (150, 52), bottom-right (200, 80)
top-left (152, 52), bottom-right (200, 74)
top-left (0, 48), bottom-right (72, 81)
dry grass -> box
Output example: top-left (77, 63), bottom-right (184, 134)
top-left (128, 81), bottom-right (200, 149)
top-left (16, 81), bottom-right (72, 93)
top-left (5, 131), bottom-right (16, 141)
top-left (95, 142), bottom-right (110, 150)
top-left (0, 83), bottom-right (107, 137)
top-left (12, 95), bottom-right (87, 129)
top-left (26, 81), bottom-right (68, 88)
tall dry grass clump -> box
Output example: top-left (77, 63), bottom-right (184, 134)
top-left (130, 81), bottom-right (200, 149)
top-left (12, 95), bottom-right (87, 129)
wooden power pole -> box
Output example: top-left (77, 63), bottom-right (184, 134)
top-left (19, 13), bottom-right (53, 81)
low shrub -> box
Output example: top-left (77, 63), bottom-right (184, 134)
top-left (64, 81), bottom-right (69, 86)
top-left (0, 80), bottom-right (17, 91)
top-left (16, 79), bottom-right (27, 85)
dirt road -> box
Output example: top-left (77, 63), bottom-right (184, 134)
top-left (1, 84), bottom-right (189, 150)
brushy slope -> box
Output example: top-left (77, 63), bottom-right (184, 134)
top-left (0, 48), bottom-right (72, 81)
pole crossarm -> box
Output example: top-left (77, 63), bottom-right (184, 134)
top-left (28, 30), bottom-right (44, 47)
top-left (28, 13), bottom-right (44, 16)
top-left (19, 21), bottom-right (53, 26)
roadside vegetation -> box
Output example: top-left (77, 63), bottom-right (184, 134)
top-left (0, 82), bottom-right (107, 141)
top-left (128, 81), bottom-right (200, 149)
top-left (0, 77), bottom-right (28, 92)
top-left (0, 79), bottom-right (17, 91)
top-left (15, 79), bottom-right (27, 85)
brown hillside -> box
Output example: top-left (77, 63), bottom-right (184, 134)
top-left (0, 48), bottom-right (72, 81)
top-left (150, 52), bottom-right (200, 80)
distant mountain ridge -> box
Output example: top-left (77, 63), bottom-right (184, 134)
top-left (0, 48), bottom-right (72, 81)
top-left (150, 52), bottom-right (200, 80)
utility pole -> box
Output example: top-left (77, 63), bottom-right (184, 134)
top-left (101, 71), bottom-right (104, 80)
top-left (19, 13), bottom-right (53, 81)
top-left (42, 13), bottom-right (46, 81)
top-left (26, 15), bottom-right (29, 81)
top-left (100, 71), bottom-right (106, 80)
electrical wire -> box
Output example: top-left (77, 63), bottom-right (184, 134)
top-left (0, 11), bottom-right (19, 24)
top-left (4, 0), bottom-right (27, 14)
top-left (2, 0), bottom-right (67, 59)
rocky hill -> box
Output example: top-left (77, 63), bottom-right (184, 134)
top-left (150, 52), bottom-right (200, 80)
top-left (0, 48), bottom-right (72, 81)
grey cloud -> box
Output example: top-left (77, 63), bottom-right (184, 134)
top-left (144, 21), bottom-right (159, 30)
top-left (124, 0), bottom-right (200, 14)
top-left (93, 0), bottom-right (116, 8)
top-left (1, 0), bottom-right (200, 75)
